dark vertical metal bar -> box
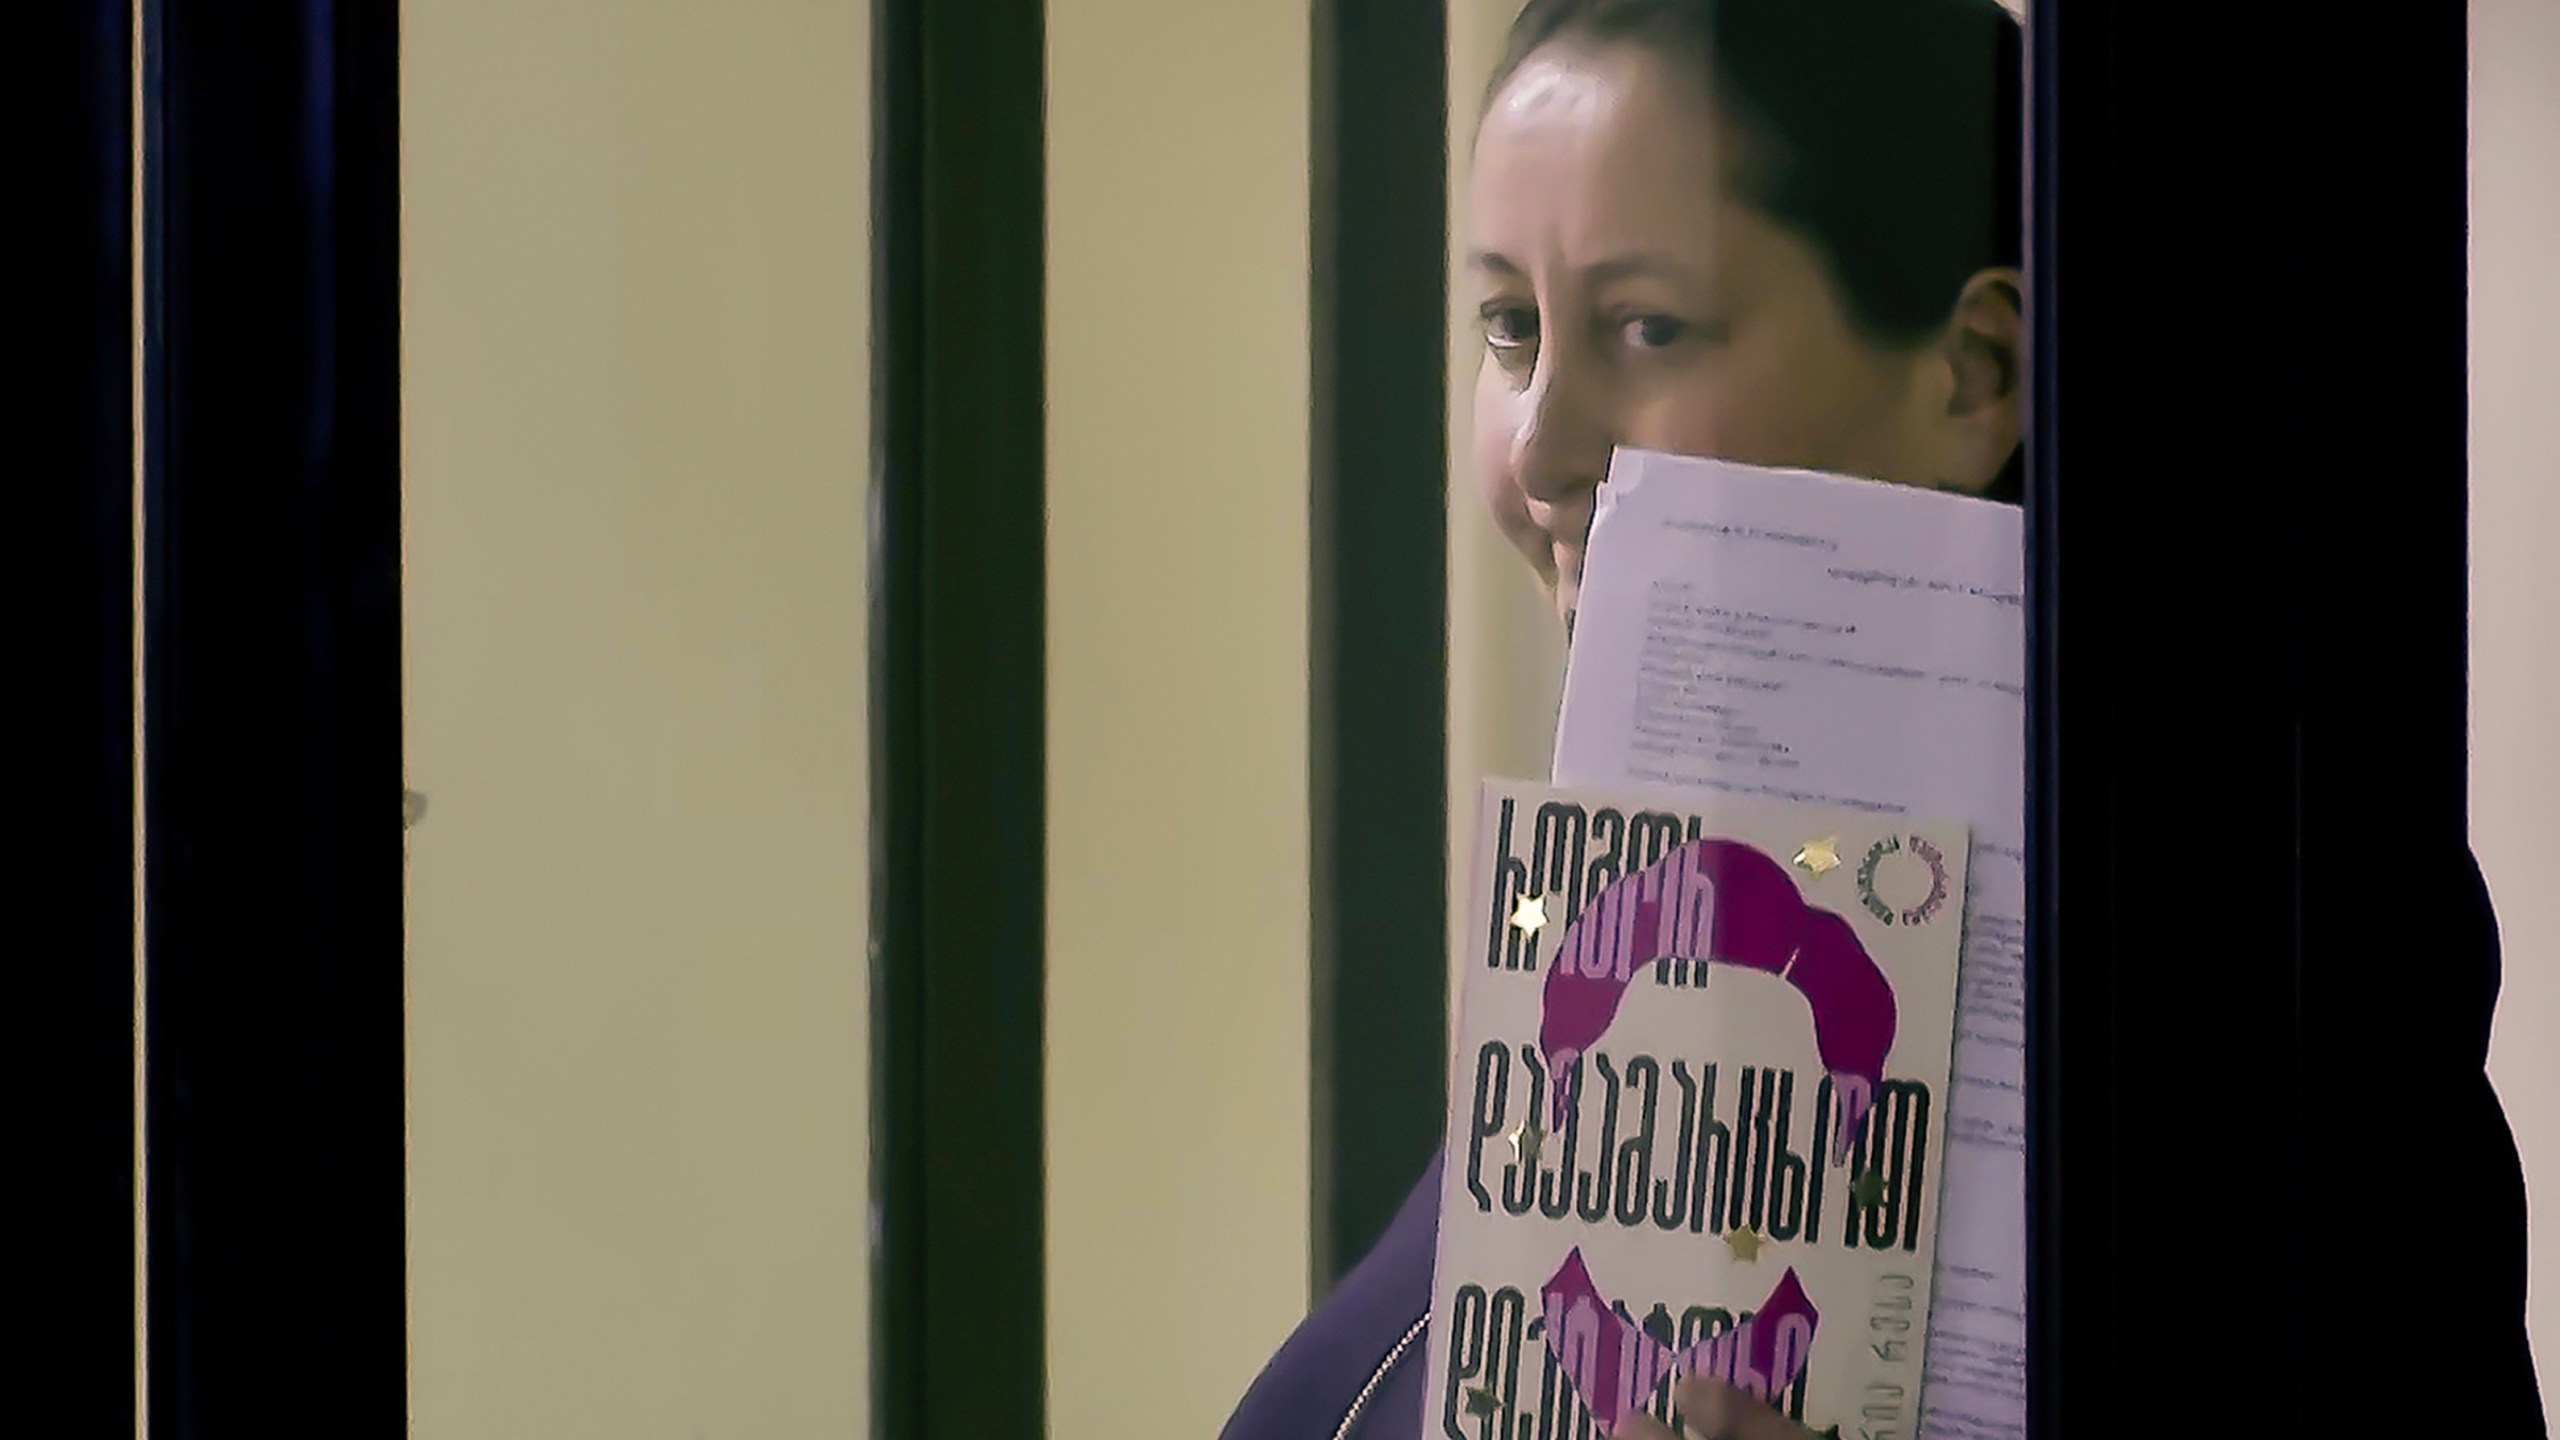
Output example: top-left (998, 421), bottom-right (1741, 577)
top-left (31, 1), bottom-right (140, 1423)
top-left (2019, 3), bottom-right (2077, 1429)
top-left (2283, 8), bottom-right (2541, 1431)
top-left (1308, 0), bottom-right (1452, 1293)
top-left (869, 0), bottom-right (1047, 1433)
top-left (2027, 1), bottom-right (2305, 1425)
top-left (2030, 2), bottom-right (2534, 1433)
top-left (139, 1), bottom-right (407, 1434)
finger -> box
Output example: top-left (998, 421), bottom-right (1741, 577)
top-left (1670, 1375), bottom-right (1818, 1440)
top-left (1605, 1407), bottom-right (1682, 1440)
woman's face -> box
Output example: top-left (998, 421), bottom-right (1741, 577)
top-left (1469, 41), bottom-right (2022, 628)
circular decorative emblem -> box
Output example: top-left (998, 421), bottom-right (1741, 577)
top-left (1854, 833), bottom-right (1950, 928)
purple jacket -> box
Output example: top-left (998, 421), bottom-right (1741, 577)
top-left (1218, 1152), bottom-right (1444, 1440)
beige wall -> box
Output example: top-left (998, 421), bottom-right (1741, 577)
top-left (2471, 0), bottom-right (2560, 1402)
top-left (1045, 1), bottom-right (1315, 1435)
top-left (401, 3), bottom-right (873, 1436)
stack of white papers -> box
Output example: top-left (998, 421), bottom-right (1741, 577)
top-left (1553, 451), bottom-right (2028, 1440)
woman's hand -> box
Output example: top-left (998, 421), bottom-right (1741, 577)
top-left (1607, 1376), bottom-right (1824, 1440)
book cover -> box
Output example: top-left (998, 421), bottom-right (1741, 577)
top-left (1423, 777), bottom-right (1970, 1439)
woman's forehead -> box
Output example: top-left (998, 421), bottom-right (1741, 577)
top-left (1472, 47), bottom-right (1736, 274)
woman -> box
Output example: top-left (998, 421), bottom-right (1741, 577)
top-left (1222, 1), bottom-right (2023, 1437)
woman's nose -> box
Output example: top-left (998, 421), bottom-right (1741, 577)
top-left (1511, 367), bottom-right (1611, 509)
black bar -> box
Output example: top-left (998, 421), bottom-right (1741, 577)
top-left (869, 0), bottom-right (1047, 1433)
top-left (2029, 3), bottom-right (2540, 1433)
top-left (140, 2), bottom-right (408, 1434)
top-left (2027, 2), bottom-right (2313, 1424)
top-left (31, 1), bottom-right (139, 1421)
top-left (1307, 0), bottom-right (1452, 1294)
top-left (2284, 7), bottom-right (2542, 1429)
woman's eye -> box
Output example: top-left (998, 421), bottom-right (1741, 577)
top-left (1480, 304), bottom-right (1538, 356)
top-left (1618, 314), bottom-right (1689, 350)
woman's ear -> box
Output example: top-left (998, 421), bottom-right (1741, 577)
top-left (1940, 266), bottom-right (2024, 492)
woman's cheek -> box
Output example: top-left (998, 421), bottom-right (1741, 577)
top-left (1622, 388), bottom-right (1744, 466)
top-left (1474, 378), bottom-right (1553, 578)
top-left (1484, 460), bottom-right (1551, 580)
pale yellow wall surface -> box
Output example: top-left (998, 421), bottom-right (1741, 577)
top-left (2471, 0), bottom-right (2560, 1403)
top-left (1046, 2), bottom-right (1314, 1436)
top-left (401, 3), bottom-right (872, 1435)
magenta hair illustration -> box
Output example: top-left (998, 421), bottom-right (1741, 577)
top-left (1540, 1247), bottom-right (1818, 1428)
top-left (1536, 836), bottom-right (1897, 1163)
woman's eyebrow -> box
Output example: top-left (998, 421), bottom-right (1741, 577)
top-left (1582, 252), bottom-right (1697, 285)
top-left (1464, 250), bottom-right (1699, 285)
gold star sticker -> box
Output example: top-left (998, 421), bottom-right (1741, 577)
top-left (1463, 1387), bottom-right (1500, 1418)
top-left (1724, 1226), bottom-right (1765, 1263)
top-left (1508, 893), bottom-right (1550, 935)
top-left (1507, 1119), bottom-right (1547, 1167)
top-left (1847, 1169), bottom-right (1887, 1208)
top-left (1793, 836), bottom-right (1842, 877)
